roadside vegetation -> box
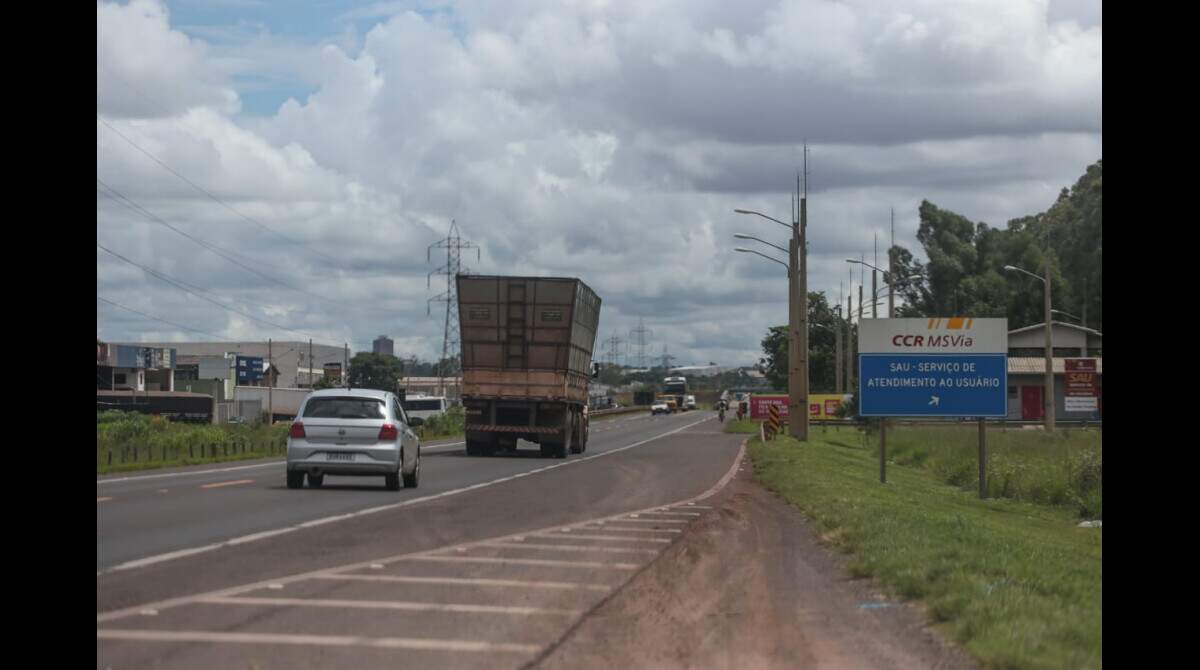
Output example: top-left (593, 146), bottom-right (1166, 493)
top-left (97, 411), bottom-right (288, 475)
top-left (726, 420), bottom-right (1101, 669)
top-left (414, 404), bottom-right (465, 440)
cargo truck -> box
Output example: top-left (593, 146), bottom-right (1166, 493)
top-left (663, 376), bottom-right (689, 411)
top-left (457, 274), bottom-right (601, 458)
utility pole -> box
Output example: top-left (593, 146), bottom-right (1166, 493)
top-left (847, 280), bottom-right (854, 394)
top-left (1082, 278), bottom-right (1088, 330)
top-left (344, 343), bottom-right (349, 388)
top-left (789, 148), bottom-right (809, 442)
top-left (889, 208), bottom-right (895, 320)
top-left (872, 233), bottom-right (878, 319)
top-left (308, 339), bottom-right (313, 388)
top-left (1044, 262), bottom-right (1055, 431)
top-left (834, 302), bottom-right (844, 395)
top-left (428, 220), bottom-right (481, 399)
top-left (268, 338), bottom-right (273, 423)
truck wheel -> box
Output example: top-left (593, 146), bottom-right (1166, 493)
top-left (570, 409), bottom-right (584, 454)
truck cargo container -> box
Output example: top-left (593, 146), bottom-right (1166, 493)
top-left (457, 274), bottom-right (601, 458)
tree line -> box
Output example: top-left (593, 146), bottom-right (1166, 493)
top-left (761, 160), bottom-right (1101, 393)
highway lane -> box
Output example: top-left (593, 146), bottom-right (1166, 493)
top-left (97, 410), bottom-right (711, 572)
top-left (98, 410), bottom-right (742, 668)
top-left (97, 410), bottom-right (741, 655)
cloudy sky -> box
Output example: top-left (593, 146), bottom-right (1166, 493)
top-left (96, 0), bottom-right (1101, 368)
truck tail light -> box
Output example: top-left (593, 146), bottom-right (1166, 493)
top-left (379, 423), bottom-right (399, 440)
top-left (289, 422), bottom-right (306, 439)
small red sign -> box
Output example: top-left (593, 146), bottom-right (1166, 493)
top-left (750, 395), bottom-right (790, 420)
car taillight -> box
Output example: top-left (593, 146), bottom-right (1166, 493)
top-left (289, 422), bottom-right (306, 439)
top-left (379, 423), bottom-right (399, 440)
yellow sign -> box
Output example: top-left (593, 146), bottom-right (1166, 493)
top-left (809, 394), bottom-right (851, 420)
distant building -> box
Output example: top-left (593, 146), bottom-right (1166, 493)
top-left (97, 342), bottom-right (175, 392)
top-left (126, 341), bottom-right (346, 390)
top-left (1006, 321), bottom-right (1102, 421)
top-left (373, 335), bottom-right (395, 357)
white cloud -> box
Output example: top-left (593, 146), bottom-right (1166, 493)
top-left (96, 0), bottom-right (1101, 366)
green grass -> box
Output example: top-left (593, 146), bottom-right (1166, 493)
top-left (735, 423), bottom-right (1101, 669)
top-left (97, 411), bottom-right (289, 474)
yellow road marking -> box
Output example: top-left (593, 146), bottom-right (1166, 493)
top-left (200, 479), bottom-right (255, 489)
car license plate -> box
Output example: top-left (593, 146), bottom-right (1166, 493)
top-left (326, 453), bottom-right (353, 462)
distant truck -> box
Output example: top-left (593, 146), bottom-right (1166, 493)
top-left (663, 376), bottom-right (689, 411)
top-left (457, 275), bottom-right (601, 458)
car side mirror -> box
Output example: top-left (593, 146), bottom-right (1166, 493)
top-left (409, 417), bottom-right (425, 427)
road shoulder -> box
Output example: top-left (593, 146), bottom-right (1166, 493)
top-left (537, 474), bottom-right (977, 670)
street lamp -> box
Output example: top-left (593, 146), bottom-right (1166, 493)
top-left (1051, 309), bottom-right (1081, 322)
top-left (847, 258), bottom-right (893, 320)
top-left (735, 199), bottom-right (808, 441)
top-left (1004, 263), bottom-right (1055, 431)
top-left (734, 233), bottom-right (788, 255)
top-left (733, 247), bottom-right (789, 273)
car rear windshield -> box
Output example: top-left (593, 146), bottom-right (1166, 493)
top-left (303, 397), bottom-right (386, 419)
top-left (403, 399), bottom-right (444, 411)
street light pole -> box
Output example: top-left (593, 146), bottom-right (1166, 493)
top-left (793, 167), bottom-right (809, 441)
top-left (1004, 264), bottom-right (1055, 431)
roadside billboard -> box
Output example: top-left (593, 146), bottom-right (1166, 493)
top-left (1064, 358), bottom-right (1098, 412)
top-left (809, 394), bottom-right (852, 420)
top-left (749, 394), bottom-right (788, 420)
top-left (858, 318), bottom-right (1008, 417)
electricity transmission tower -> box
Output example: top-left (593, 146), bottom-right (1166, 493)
top-left (604, 332), bottom-right (624, 367)
top-left (660, 344), bottom-right (676, 371)
top-left (629, 318), bottom-right (652, 369)
top-left (427, 220), bottom-right (480, 396)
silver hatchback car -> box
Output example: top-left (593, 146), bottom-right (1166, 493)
top-left (286, 388), bottom-right (423, 491)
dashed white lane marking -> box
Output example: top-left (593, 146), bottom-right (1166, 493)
top-left (404, 555), bottom-right (639, 570)
top-left (199, 596), bottom-right (580, 616)
top-left (312, 574), bottom-right (611, 592)
top-left (97, 497), bottom-right (114, 503)
top-left (96, 629), bottom-right (542, 654)
top-left (576, 526), bottom-right (682, 534)
top-left (636, 510), bottom-right (701, 516)
top-left (486, 541), bottom-right (659, 555)
top-left (530, 532), bottom-right (672, 543)
top-left (99, 415), bottom-right (713, 575)
top-left (603, 518), bottom-right (688, 524)
top-left (199, 479), bottom-right (255, 490)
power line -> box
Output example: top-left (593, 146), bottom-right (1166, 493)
top-left (98, 295), bottom-right (228, 340)
top-left (97, 242), bottom-right (331, 342)
top-left (96, 178), bottom-right (347, 309)
top-left (98, 117), bottom-right (343, 267)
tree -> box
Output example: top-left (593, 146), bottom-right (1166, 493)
top-left (347, 352), bottom-right (405, 392)
top-left (757, 291), bottom-right (846, 393)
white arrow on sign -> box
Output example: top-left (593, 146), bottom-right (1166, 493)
top-left (929, 396), bottom-right (940, 406)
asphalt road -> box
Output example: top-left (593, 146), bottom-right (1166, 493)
top-left (98, 409), bottom-right (744, 669)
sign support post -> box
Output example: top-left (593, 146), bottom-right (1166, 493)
top-left (978, 418), bottom-right (987, 499)
top-left (880, 420), bottom-right (887, 484)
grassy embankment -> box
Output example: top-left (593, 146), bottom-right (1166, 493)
top-left (97, 411), bottom-right (289, 475)
top-left (725, 419), bottom-right (1101, 669)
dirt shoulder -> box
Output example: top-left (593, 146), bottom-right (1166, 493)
top-left (536, 472), bottom-right (977, 670)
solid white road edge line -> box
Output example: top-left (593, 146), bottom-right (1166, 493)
top-left (97, 442), bottom-right (467, 485)
top-left (95, 629), bottom-right (541, 654)
top-left (98, 415), bottom-right (712, 575)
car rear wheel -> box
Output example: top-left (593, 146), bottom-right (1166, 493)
top-left (403, 461), bottom-right (419, 488)
top-left (307, 473), bottom-right (324, 488)
top-left (286, 471), bottom-right (304, 489)
top-left (385, 472), bottom-right (401, 491)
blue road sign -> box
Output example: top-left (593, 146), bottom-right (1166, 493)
top-left (858, 353), bottom-right (1007, 417)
